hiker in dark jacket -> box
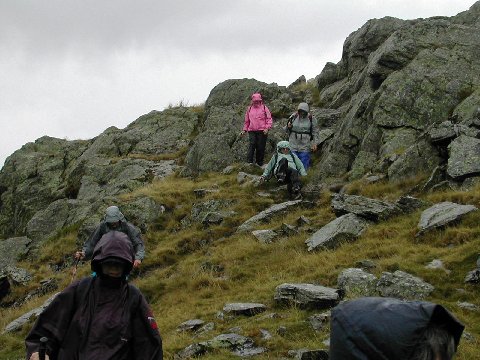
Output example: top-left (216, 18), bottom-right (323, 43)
top-left (261, 141), bottom-right (306, 199)
top-left (26, 231), bottom-right (163, 360)
top-left (240, 92), bottom-right (273, 166)
top-left (75, 205), bottom-right (145, 268)
top-left (330, 297), bottom-right (464, 360)
top-left (286, 102), bottom-right (319, 170)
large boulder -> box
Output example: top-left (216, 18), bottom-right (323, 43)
top-left (312, 4), bottom-right (480, 182)
top-left (376, 270), bottom-right (434, 300)
top-left (0, 237), bottom-right (31, 270)
top-left (305, 214), bottom-right (369, 251)
top-left (184, 79), bottom-right (293, 174)
top-left (0, 107), bottom-right (198, 240)
top-left (331, 193), bottom-right (401, 221)
top-left (274, 283), bottom-right (340, 310)
top-left (236, 200), bottom-right (303, 233)
top-left (447, 135), bottom-right (480, 179)
top-left (417, 201), bottom-right (477, 235)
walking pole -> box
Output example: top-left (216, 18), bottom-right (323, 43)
top-left (39, 337), bottom-right (48, 360)
top-left (70, 257), bottom-right (80, 284)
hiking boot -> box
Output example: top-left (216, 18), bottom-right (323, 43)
top-left (292, 185), bottom-right (301, 193)
top-left (292, 192), bottom-right (302, 200)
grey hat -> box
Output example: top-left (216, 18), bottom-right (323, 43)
top-left (104, 206), bottom-right (125, 223)
top-left (297, 102), bottom-right (309, 113)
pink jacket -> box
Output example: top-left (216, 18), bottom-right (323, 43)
top-left (243, 103), bottom-right (273, 131)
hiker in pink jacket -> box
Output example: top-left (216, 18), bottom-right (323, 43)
top-left (240, 93), bottom-right (273, 166)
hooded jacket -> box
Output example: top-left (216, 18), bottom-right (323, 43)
top-left (243, 94), bottom-right (273, 132)
top-left (286, 102), bottom-right (319, 152)
top-left (26, 232), bottom-right (163, 360)
top-left (262, 141), bottom-right (307, 178)
top-left (329, 297), bottom-right (464, 360)
top-left (82, 207), bottom-right (145, 261)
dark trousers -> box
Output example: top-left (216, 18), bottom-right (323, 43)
top-left (276, 158), bottom-right (301, 194)
top-left (247, 131), bottom-right (268, 166)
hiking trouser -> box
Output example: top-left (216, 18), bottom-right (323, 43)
top-left (247, 131), bottom-right (268, 166)
top-left (276, 158), bottom-right (301, 194)
top-left (292, 150), bottom-right (311, 170)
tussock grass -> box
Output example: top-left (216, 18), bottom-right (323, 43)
top-left (1, 170), bottom-right (480, 359)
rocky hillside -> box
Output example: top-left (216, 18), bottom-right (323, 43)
top-left (1, 2), bottom-right (480, 359)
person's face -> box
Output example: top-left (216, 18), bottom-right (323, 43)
top-left (107, 221), bottom-right (120, 229)
top-left (101, 262), bottom-right (124, 278)
top-left (253, 100), bottom-right (261, 106)
top-left (298, 110), bottom-right (308, 117)
top-left (280, 147), bottom-right (289, 154)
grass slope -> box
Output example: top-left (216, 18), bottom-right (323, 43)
top-left (1, 170), bottom-right (479, 359)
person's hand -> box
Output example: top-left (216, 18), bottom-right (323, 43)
top-left (287, 122), bottom-right (293, 128)
top-left (133, 259), bottom-right (142, 268)
top-left (29, 352), bottom-right (50, 360)
top-left (75, 251), bottom-right (85, 260)
top-left (311, 144), bottom-right (318, 152)
top-left (263, 129), bottom-right (268, 135)
top-left (259, 176), bottom-right (266, 183)
top-left (240, 130), bottom-right (246, 136)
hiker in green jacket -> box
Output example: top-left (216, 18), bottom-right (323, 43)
top-left (260, 141), bottom-right (306, 199)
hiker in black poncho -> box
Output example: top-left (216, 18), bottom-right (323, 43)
top-left (329, 297), bottom-right (464, 360)
top-left (26, 231), bottom-right (163, 360)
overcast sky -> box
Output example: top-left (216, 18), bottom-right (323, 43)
top-left (0, 0), bottom-right (477, 169)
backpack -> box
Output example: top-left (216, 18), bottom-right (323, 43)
top-left (287, 113), bottom-right (313, 141)
top-left (272, 152), bottom-right (300, 173)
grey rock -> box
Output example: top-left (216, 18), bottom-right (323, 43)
top-left (331, 193), bottom-right (401, 221)
top-left (0, 237), bottom-right (31, 270)
top-left (181, 199), bottom-right (235, 228)
top-left (417, 202), bottom-right (477, 236)
top-left (222, 165), bottom-right (236, 175)
top-left (274, 283), bottom-right (340, 310)
top-left (288, 349), bottom-right (329, 360)
top-left (237, 172), bottom-right (262, 187)
top-left (223, 303), bottom-right (267, 316)
top-left (395, 196), bottom-right (429, 214)
top-left (428, 121), bottom-right (458, 143)
top-left (388, 140), bottom-right (442, 182)
top-left (277, 326), bottom-right (287, 336)
top-left (308, 312), bottom-right (331, 331)
top-left (256, 191), bottom-right (272, 198)
top-left (425, 259), bottom-right (449, 273)
top-left (193, 188), bottom-right (220, 198)
top-left (201, 212), bottom-right (225, 226)
top-left (460, 176), bottom-right (480, 191)
top-left (376, 270), bottom-right (434, 300)
top-left (279, 223), bottom-right (298, 236)
top-left (354, 259), bottom-right (377, 271)
top-left (465, 269), bottom-right (480, 284)
top-left (237, 200), bottom-right (303, 233)
top-left (337, 268), bottom-right (378, 297)
top-left (195, 322), bottom-right (215, 336)
top-left (457, 301), bottom-right (479, 312)
top-left (305, 214), bottom-right (369, 251)
top-left (260, 329), bottom-right (273, 340)
top-left (252, 230), bottom-right (278, 244)
top-left (422, 166), bottom-right (447, 192)
top-left (121, 196), bottom-right (166, 233)
top-left (3, 293), bottom-right (58, 333)
top-left (177, 319), bottom-right (205, 332)
top-left (447, 135), bottom-right (480, 179)
top-left (3, 266), bottom-right (32, 285)
top-left (297, 216), bottom-right (311, 226)
top-left (174, 343), bottom-right (208, 359)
